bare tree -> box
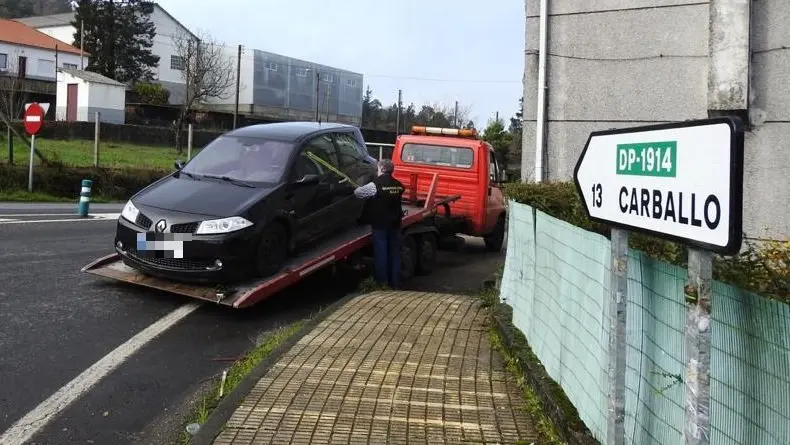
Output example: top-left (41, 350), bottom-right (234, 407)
top-left (430, 102), bottom-right (473, 128)
top-left (0, 52), bottom-right (48, 164)
top-left (171, 29), bottom-right (235, 152)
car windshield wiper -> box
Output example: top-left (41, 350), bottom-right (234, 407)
top-left (201, 174), bottom-right (255, 188)
top-left (180, 171), bottom-right (199, 180)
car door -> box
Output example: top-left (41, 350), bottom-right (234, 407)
top-left (287, 135), bottom-right (340, 244)
top-left (331, 131), bottom-right (377, 220)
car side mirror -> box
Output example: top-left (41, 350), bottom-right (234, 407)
top-left (295, 174), bottom-right (320, 186)
top-left (174, 160), bottom-right (185, 170)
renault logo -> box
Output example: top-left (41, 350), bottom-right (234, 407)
top-left (155, 219), bottom-right (167, 233)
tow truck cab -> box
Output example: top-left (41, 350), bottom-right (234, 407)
top-left (391, 126), bottom-right (507, 252)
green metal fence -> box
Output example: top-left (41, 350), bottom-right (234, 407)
top-left (499, 201), bottom-right (790, 445)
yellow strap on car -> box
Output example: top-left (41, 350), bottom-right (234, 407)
top-left (305, 151), bottom-right (360, 188)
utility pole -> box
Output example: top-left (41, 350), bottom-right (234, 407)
top-left (80, 20), bottom-right (84, 69)
top-left (395, 89), bottom-right (402, 135)
top-left (54, 44), bottom-right (59, 79)
top-left (454, 100), bottom-right (459, 127)
top-left (233, 44), bottom-right (242, 129)
top-left (314, 71), bottom-right (320, 122)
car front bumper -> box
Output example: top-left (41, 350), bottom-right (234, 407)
top-left (114, 215), bottom-right (259, 284)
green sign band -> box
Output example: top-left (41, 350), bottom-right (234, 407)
top-left (616, 141), bottom-right (677, 177)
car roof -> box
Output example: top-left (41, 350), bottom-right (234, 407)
top-left (224, 121), bottom-right (358, 142)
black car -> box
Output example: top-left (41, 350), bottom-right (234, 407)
top-left (115, 122), bottom-right (379, 283)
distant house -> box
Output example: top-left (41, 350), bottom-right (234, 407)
top-left (209, 48), bottom-right (364, 125)
top-left (0, 18), bottom-right (89, 82)
top-left (56, 68), bottom-right (127, 125)
top-left (16, 4), bottom-right (197, 104)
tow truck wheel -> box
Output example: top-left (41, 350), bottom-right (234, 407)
top-left (416, 233), bottom-right (437, 275)
top-left (400, 234), bottom-right (417, 282)
top-left (255, 222), bottom-right (288, 278)
top-left (484, 215), bottom-right (505, 252)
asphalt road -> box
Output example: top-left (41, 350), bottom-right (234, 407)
top-left (0, 203), bottom-right (504, 445)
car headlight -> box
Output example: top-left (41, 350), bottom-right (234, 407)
top-left (195, 216), bottom-right (253, 235)
top-left (121, 200), bottom-right (139, 223)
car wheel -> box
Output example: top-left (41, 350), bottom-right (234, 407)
top-left (255, 222), bottom-right (288, 278)
top-left (416, 233), bottom-right (437, 275)
top-left (400, 234), bottom-right (417, 282)
top-left (484, 215), bottom-right (505, 252)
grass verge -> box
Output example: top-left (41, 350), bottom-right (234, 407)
top-left (4, 136), bottom-right (198, 169)
top-left (179, 321), bottom-right (303, 444)
top-left (480, 284), bottom-right (599, 445)
top-left (0, 189), bottom-right (116, 203)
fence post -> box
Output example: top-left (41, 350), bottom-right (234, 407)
top-left (683, 249), bottom-right (712, 445)
top-left (187, 124), bottom-right (193, 160)
top-left (93, 111), bottom-right (100, 167)
top-left (6, 124), bottom-right (12, 165)
top-left (77, 179), bottom-right (92, 217)
top-left (607, 228), bottom-right (628, 445)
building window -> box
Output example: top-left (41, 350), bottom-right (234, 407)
top-left (265, 62), bottom-right (278, 71)
top-left (170, 55), bottom-right (185, 71)
top-left (38, 59), bottom-right (54, 75)
top-left (0, 53), bottom-right (7, 70)
top-left (63, 63), bottom-right (77, 70)
top-left (295, 67), bottom-right (309, 77)
top-left (321, 73), bottom-right (333, 83)
top-left (345, 79), bottom-right (357, 87)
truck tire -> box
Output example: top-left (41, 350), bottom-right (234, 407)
top-left (255, 222), bottom-right (288, 278)
top-left (416, 233), bottom-right (437, 275)
top-left (400, 234), bottom-right (417, 282)
top-left (484, 215), bottom-right (505, 252)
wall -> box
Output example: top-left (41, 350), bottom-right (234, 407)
top-left (0, 42), bottom-right (86, 81)
top-left (205, 44), bottom-right (254, 107)
top-left (36, 25), bottom-right (77, 49)
top-left (87, 82), bottom-right (126, 124)
top-left (149, 5), bottom-right (189, 93)
top-left (521, 0), bottom-right (790, 240)
top-left (55, 72), bottom-right (89, 121)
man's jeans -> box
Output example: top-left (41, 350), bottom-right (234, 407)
top-left (371, 228), bottom-right (401, 289)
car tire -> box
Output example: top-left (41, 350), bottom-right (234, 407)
top-left (400, 234), bottom-right (417, 282)
top-left (415, 233), bottom-right (437, 275)
top-left (255, 222), bottom-right (288, 278)
top-left (484, 215), bottom-right (505, 252)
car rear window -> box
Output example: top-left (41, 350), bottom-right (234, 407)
top-left (400, 143), bottom-right (474, 169)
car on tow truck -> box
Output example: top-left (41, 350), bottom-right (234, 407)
top-left (115, 122), bottom-right (378, 283)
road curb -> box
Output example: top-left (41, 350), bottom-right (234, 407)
top-left (189, 290), bottom-right (365, 445)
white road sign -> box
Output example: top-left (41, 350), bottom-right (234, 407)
top-left (573, 117), bottom-right (744, 255)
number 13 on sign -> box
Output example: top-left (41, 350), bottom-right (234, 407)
top-left (591, 183), bottom-right (602, 207)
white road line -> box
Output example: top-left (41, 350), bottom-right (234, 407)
top-left (0, 302), bottom-right (201, 445)
top-left (0, 214), bottom-right (120, 225)
top-left (0, 218), bottom-right (14, 222)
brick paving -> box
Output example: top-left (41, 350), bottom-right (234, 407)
top-left (213, 291), bottom-right (538, 445)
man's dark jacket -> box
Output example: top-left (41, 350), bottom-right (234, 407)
top-left (367, 173), bottom-right (405, 230)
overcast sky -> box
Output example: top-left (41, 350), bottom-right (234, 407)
top-left (155, 0), bottom-right (525, 127)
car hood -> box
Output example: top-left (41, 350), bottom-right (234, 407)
top-left (133, 174), bottom-right (277, 218)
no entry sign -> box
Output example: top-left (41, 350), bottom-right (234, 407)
top-left (23, 102), bottom-right (45, 135)
top-left (573, 117), bottom-right (745, 255)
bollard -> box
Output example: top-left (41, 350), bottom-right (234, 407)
top-left (77, 179), bottom-right (92, 217)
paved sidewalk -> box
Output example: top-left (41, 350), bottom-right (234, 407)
top-left (213, 291), bottom-right (537, 445)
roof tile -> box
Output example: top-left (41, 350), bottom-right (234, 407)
top-left (0, 18), bottom-right (86, 56)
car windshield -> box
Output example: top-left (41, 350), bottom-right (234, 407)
top-left (182, 136), bottom-right (294, 184)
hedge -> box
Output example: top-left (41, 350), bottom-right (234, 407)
top-left (0, 164), bottom-right (170, 201)
top-left (502, 181), bottom-right (789, 303)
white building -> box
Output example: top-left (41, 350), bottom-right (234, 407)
top-left (16, 4), bottom-right (197, 104)
top-left (0, 18), bottom-right (89, 82)
top-left (56, 68), bottom-right (127, 124)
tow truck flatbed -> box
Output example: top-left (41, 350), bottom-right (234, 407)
top-left (82, 173), bottom-right (460, 308)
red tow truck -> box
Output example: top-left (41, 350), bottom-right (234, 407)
top-left (82, 125), bottom-right (507, 308)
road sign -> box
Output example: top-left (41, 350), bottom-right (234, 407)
top-left (573, 117), bottom-right (745, 255)
top-left (23, 102), bottom-right (46, 136)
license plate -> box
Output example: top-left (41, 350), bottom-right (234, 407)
top-left (136, 232), bottom-right (186, 259)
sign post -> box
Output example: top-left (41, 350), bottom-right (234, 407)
top-left (23, 102), bottom-right (48, 192)
top-left (574, 117), bottom-right (745, 445)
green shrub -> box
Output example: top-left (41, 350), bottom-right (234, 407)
top-left (0, 164), bottom-right (170, 201)
top-left (503, 181), bottom-right (789, 303)
top-left (134, 82), bottom-right (170, 105)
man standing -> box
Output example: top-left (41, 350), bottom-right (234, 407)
top-left (354, 159), bottom-right (405, 289)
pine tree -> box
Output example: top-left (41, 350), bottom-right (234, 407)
top-left (71, 0), bottom-right (159, 84)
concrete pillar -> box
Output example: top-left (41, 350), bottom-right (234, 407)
top-left (707, 0), bottom-right (751, 120)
